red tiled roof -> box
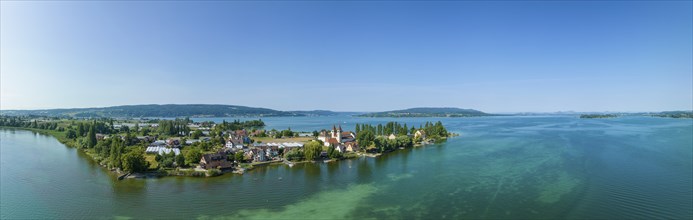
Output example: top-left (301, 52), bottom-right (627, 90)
top-left (327, 138), bottom-right (340, 144)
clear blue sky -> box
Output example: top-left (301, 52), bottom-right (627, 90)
top-left (1, 1), bottom-right (691, 112)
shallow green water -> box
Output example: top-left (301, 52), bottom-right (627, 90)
top-left (1, 116), bottom-right (691, 219)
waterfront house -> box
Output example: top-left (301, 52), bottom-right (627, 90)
top-left (254, 149), bottom-right (267, 162)
top-left (388, 134), bottom-right (397, 140)
top-left (334, 145), bottom-right (345, 153)
top-left (345, 141), bottom-right (359, 152)
top-left (414, 130), bottom-right (427, 139)
top-left (199, 153), bottom-right (233, 170)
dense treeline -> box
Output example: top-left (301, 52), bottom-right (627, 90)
top-left (355, 122), bottom-right (413, 136)
top-left (354, 121), bottom-right (448, 153)
top-left (157, 119), bottom-right (192, 136)
top-left (214, 119), bottom-right (265, 131)
top-left (0, 116), bottom-right (61, 130)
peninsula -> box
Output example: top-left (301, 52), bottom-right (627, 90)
top-left (0, 115), bottom-right (452, 178)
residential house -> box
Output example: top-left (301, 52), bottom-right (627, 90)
top-left (166, 138), bottom-right (181, 147)
top-left (226, 136), bottom-right (245, 149)
top-left (345, 142), bottom-right (359, 152)
top-left (199, 153), bottom-right (233, 170)
top-left (414, 130), bottom-right (427, 139)
top-left (334, 144), bottom-right (345, 153)
top-left (388, 134), bottom-right (397, 140)
top-left (254, 149), bottom-right (267, 162)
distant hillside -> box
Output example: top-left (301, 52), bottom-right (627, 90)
top-left (358, 107), bottom-right (491, 117)
top-left (0, 104), bottom-right (302, 118)
top-left (286, 110), bottom-right (340, 116)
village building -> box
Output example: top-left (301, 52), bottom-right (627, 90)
top-left (345, 142), bottom-right (359, 152)
top-left (318, 125), bottom-right (356, 146)
top-left (199, 153), bottom-right (233, 170)
top-left (226, 135), bottom-right (245, 149)
top-left (166, 138), bottom-right (181, 147)
top-left (254, 149), bottom-right (266, 162)
top-left (149, 140), bottom-right (167, 147)
top-left (334, 144), bottom-right (345, 153)
top-left (388, 134), bottom-right (397, 140)
top-left (414, 130), bottom-right (427, 139)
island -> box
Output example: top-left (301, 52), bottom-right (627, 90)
top-left (0, 115), bottom-right (453, 179)
top-left (579, 114), bottom-right (620, 119)
top-left (648, 111), bottom-right (693, 119)
top-left (358, 107), bottom-right (492, 117)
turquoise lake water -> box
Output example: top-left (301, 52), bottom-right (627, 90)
top-left (1, 116), bottom-right (691, 219)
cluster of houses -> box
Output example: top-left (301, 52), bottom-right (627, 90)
top-left (131, 121), bottom-right (432, 172)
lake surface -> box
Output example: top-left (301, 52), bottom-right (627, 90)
top-left (1, 116), bottom-right (691, 219)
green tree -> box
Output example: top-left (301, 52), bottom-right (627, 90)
top-left (175, 153), bottom-right (186, 167)
top-left (66, 129), bottom-right (77, 139)
top-left (141, 127), bottom-right (150, 136)
top-left (191, 130), bottom-right (203, 139)
top-left (122, 148), bottom-right (149, 173)
top-left (185, 148), bottom-right (203, 166)
top-left (234, 152), bottom-right (244, 163)
top-left (356, 130), bottom-right (375, 147)
top-left (284, 149), bottom-right (304, 161)
top-left (303, 141), bottom-right (322, 161)
top-left (87, 123), bottom-right (97, 148)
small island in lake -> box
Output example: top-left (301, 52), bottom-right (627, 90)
top-left (579, 114), bottom-right (620, 119)
top-left (0, 113), bottom-right (453, 179)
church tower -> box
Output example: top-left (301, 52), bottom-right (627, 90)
top-left (336, 125), bottom-right (342, 141)
top-left (331, 125), bottom-right (336, 139)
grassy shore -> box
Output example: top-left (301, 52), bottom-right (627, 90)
top-left (0, 126), bottom-right (80, 148)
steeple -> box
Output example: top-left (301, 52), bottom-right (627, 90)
top-left (331, 125), bottom-right (336, 138)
